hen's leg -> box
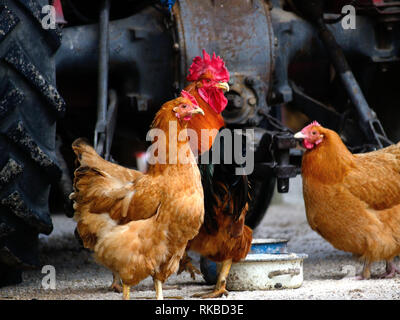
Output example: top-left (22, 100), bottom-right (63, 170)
top-left (110, 272), bottom-right (123, 293)
top-left (178, 251), bottom-right (201, 280)
top-left (154, 278), bottom-right (164, 300)
top-left (379, 260), bottom-right (400, 279)
top-left (122, 283), bottom-right (130, 300)
top-left (356, 261), bottom-right (371, 280)
top-left (192, 259), bottom-right (232, 298)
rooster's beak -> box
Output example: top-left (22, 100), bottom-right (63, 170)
top-left (294, 132), bottom-right (306, 139)
top-left (191, 107), bottom-right (205, 116)
top-left (215, 82), bottom-right (230, 92)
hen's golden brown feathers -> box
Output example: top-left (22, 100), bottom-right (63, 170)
top-left (299, 124), bottom-right (400, 277)
top-left (348, 145), bottom-right (400, 210)
top-left (71, 139), bottom-right (162, 224)
top-left (72, 138), bottom-right (142, 182)
top-left (71, 95), bottom-right (205, 298)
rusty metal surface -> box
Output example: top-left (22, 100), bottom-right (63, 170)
top-left (174, 0), bottom-right (274, 125)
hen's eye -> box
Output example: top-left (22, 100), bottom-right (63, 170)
top-left (311, 131), bottom-right (317, 135)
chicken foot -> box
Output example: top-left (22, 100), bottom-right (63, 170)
top-left (110, 272), bottom-right (123, 293)
top-left (356, 261), bottom-right (371, 280)
top-left (379, 260), bottom-right (400, 279)
top-left (192, 259), bottom-right (232, 298)
top-left (178, 252), bottom-right (201, 280)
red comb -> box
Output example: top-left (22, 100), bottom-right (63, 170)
top-left (301, 121), bottom-right (321, 133)
top-left (187, 49), bottom-right (229, 82)
top-left (180, 90), bottom-right (199, 107)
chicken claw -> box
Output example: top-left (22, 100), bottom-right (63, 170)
top-left (192, 259), bottom-right (232, 299)
top-left (110, 272), bottom-right (123, 293)
top-left (379, 260), bottom-right (400, 279)
top-left (355, 261), bottom-right (371, 280)
top-left (178, 253), bottom-right (201, 280)
top-left (110, 283), bottom-right (123, 293)
top-left (192, 286), bottom-right (229, 299)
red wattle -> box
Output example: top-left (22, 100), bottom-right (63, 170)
top-left (198, 87), bottom-right (227, 114)
top-left (303, 140), bottom-right (315, 150)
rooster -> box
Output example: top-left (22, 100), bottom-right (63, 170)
top-left (178, 50), bottom-right (253, 298)
top-left (295, 121), bottom-right (400, 279)
top-left (70, 91), bottom-right (205, 300)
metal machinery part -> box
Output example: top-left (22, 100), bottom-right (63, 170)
top-left (173, 0), bottom-right (274, 126)
top-left (94, 0), bottom-right (111, 158)
top-left (291, 0), bottom-right (392, 148)
top-left (270, 0), bottom-right (399, 146)
top-left (55, 0), bottom-right (400, 195)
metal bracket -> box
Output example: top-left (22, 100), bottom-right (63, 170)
top-left (94, 89), bottom-right (118, 161)
top-left (254, 130), bottom-right (302, 193)
top-left (94, 0), bottom-right (117, 160)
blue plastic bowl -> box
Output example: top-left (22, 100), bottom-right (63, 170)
top-left (250, 239), bottom-right (288, 254)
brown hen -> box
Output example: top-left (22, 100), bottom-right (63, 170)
top-left (295, 122), bottom-right (400, 279)
top-left (70, 92), bottom-right (205, 299)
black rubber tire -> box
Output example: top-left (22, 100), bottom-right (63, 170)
top-left (0, 0), bottom-right (65, 285)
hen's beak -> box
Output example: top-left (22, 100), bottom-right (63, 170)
top-left (215, 82), bottom-right (230, 92)
top-left (294, 131), bottom-right (306, 139)
top-left (191, 107), bottom-right (205, 116)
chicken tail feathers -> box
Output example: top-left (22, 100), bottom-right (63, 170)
top-left (72, 138), bottom-right (102, 168)
top-left (70, 139), bottom-right (123, 249)
top-left (200, 161), bottom-right (250, 235)
top-left (71, 138), bottom-right (108, 206)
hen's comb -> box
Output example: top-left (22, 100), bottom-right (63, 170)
top-left (187, 49), bottom-right (229, 82)
top-left (180, 90), bottom-right (199, 107)
top-left (301, 121), bottom-right (321, 133)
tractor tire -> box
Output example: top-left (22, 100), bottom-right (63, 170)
top-left (0, 0), bottom-right (65, 286)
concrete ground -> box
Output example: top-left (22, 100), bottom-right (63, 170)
top-left (1, 177), bottom-right (399, 300)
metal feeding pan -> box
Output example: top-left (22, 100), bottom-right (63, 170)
top-left (201, 238), bottom-right (294, 286)
top-left (221, 239), bottom-right (307, 291)
top-left (226, 252), bottom-right (308, 291)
